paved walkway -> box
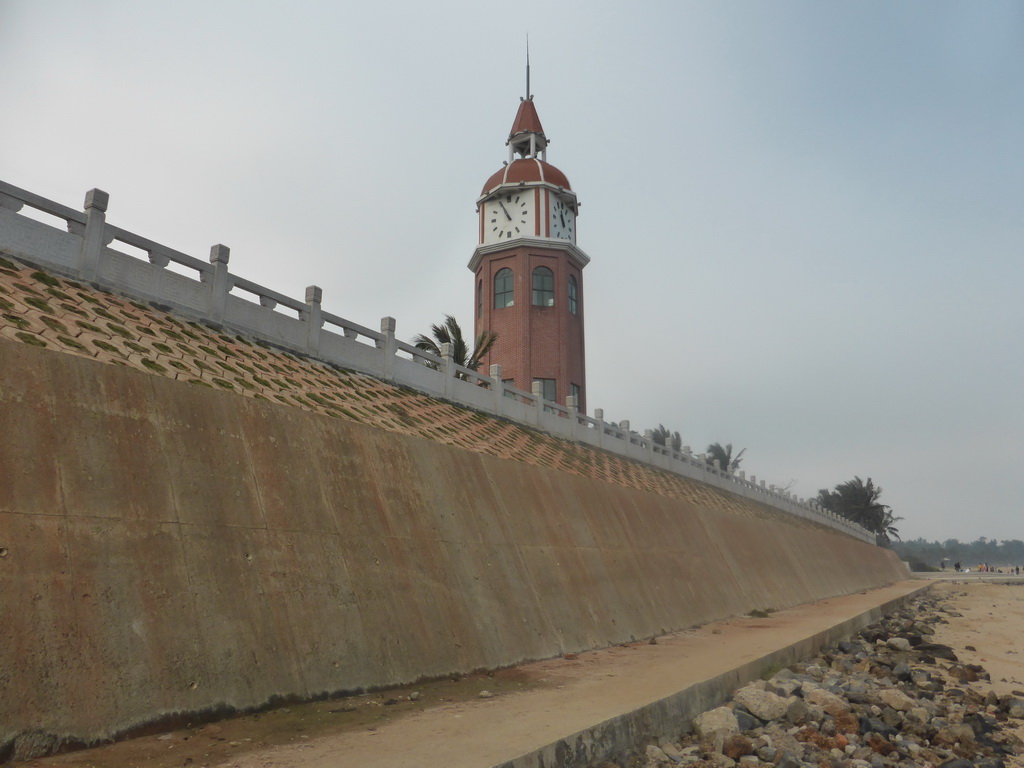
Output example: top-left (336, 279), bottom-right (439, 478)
top-left (219, 581), bottom-right (929, 768)
top-left (23, 581), bottom-right (928, 768)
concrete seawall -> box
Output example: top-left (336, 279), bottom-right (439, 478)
top-left (0, 340), bottom-right (908, 754)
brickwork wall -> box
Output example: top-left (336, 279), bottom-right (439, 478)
top-left (475, 244), bottom-right (586, 410)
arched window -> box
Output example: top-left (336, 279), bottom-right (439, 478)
top-left (477, 279), bottom-right (482, 318)
top-left (568, 275), bottom-right (578, 315)
top-left (532, 266), bottom-right (554, 307)
top-left (494, 268), bottom-right (514, 308)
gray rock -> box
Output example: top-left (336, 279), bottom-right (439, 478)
top-left (733, 686), bottom-right (789, 721)
top-left (733, 708), bottom-right (762, 732)
top-left (784, 697), bottom-right (810, 725)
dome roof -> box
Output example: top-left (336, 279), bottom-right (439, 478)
top-left (481, 158), bottom-right (571, 195)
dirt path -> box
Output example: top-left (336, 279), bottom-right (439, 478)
top-left (18, 581), bottom-right (927, 768)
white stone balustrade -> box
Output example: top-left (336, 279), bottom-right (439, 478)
top-left (0, 180), bottom-right (875, 543)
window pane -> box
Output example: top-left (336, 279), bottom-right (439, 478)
top-left (568, 275), bottom-right (578, 315)
top-left (532, 266), bottom-right (554, 307)
top-left (494, 268), bottom-right (514, 308)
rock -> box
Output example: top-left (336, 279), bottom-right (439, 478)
top-left (937, 760), bottom-right (974, 768)
top-left (806, 687), bottom-right (848, 715)
top-left (660, 741), bottom-right (683, 759)
top-left (722, 734), bottom-right (753, 759)
top-left (965, 711), bottom-right (994, 736)
top-left (916, 643), bottom-right (959, 662)
top-left (733, 686), bottom-right (789, 721)
top-left (784, 697), bottom-right (810, 725)
top-left (933, 724), bottom-right (975, 749)
top-left (646, 744), bottom-right (669, 763)
top-left (887, 637), bottom-right (911, 652)
top-left (693, 707), bottom-right (740, 741)
top-left (732, 708), bottom-right (762, 732)
top-left (905, 706), bottom-right (931, 723)
top-left (975, 760), bottom-right (1006, 768)
top-left (892, 661), bottom-right (912, 682)
top-left (409, 691), bottom-right (420, 701)
top-left (859, 717), bottom-right (897, 738)
top-left (834, 710), bottom-right (860, 735)
top-left (775, 750), bottom-right (803, 768)
top-left (877, 687), bottom-right (916, 711)
top-left (864, 733), bottom-right (896, 756)
top-left (477, 690), bottom-right (494, 698)
top-left (1006, 698), bottom-right (1024, 718)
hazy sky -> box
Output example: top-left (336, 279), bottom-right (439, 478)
top-left (3, 1), bottom-right (1021, 543)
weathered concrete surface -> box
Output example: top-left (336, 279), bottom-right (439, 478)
top-left (0, 340), bottom-right (908, 754)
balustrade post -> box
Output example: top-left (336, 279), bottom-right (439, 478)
top-left (440, 342), bottom-right (455, 399)
top-left (79, 188), bottom-right (110, 281)
top-left (531, 380), bottom-right (544, 425)
top-left (593, 407), bottom-right (604, 448)
top-left (490, 364), bottom-right (504, 415)
top-left (566, 395), bottom-right (578, 441)
top-left (206, 244), bottom-right (231, 324)
top-left (379, 316), bottom-right (397, 380)
top-left (304, 285), bottom-right (323, 355)
top-left (644, 429), bottom-right (655, 463)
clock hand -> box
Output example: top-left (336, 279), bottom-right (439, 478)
top-left (559, 211), bottom-right (565, 227)
top-left (498, 201), bottom-right (512, 220)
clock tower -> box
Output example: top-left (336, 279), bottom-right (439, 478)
top-left (469, 84), bottom-right (590, 412)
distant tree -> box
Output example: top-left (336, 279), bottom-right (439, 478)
top-left (651, 424), bottom-right (681, 451)
top-left (706, 442), bottom-right (746, 473)
top-left (412, 315), bottom-right (497, 379)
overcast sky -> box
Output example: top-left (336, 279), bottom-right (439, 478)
top-left (3, 1), bottom-right (1022, 543)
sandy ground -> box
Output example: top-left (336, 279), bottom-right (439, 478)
top-left (17, 578), bottom-right (1024, 768)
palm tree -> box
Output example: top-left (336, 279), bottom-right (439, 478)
top-left (876, 509), bottom-right (903, 546)
top-left (705, 442), bottom-right (746, 473)
top-left (651, 424), bottom-right (681, 451)
top-left (412, 315), bottom-right (497, 378)
top-left (816, 476), bottom-right (894, 540)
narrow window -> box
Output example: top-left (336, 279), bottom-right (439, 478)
top-left (571, 383), bottom-right (581, 405)
top-left (533, 378), bottom-right (556, 401)
top-left (532, 266), bottom-right (554, 307)
top-left (568, 275), bottom-right (578, 315)
top-left (477, 279), bottom-right (482, 318)
top-left (494, 268), bottom-right (514, 308)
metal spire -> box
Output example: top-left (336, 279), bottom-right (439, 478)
top-left (526, 35), bottom-right (531, 101)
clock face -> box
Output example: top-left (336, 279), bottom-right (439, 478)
top-left (485, 193), bottom-right (531, 243)
top-left (550, 199), bottom-right (575, 241)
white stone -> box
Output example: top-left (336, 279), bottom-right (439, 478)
top-left (887, 637), bottom-right (912, 651)
top-left (693, 707), bottom-right (740, 741)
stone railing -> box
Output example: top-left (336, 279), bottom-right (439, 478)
top-left (0, 181), bottom-right (874, 544)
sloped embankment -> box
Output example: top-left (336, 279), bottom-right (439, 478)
top-left (0, 257), bottom-right (907, 758)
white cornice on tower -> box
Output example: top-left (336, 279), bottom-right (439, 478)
top-left (468, 238), bottom-right (590, 273)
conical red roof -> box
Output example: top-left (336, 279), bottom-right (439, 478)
top-left (509, 98), bottom-right (545, 139)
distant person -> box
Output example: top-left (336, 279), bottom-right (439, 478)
top-left (955, 561), bottom-right (961, 572)
top-left (1017, 566), bottom-right (1020, 576)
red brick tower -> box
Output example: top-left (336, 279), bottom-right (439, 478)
top-left (469, 89), bottom-right (590, 412)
